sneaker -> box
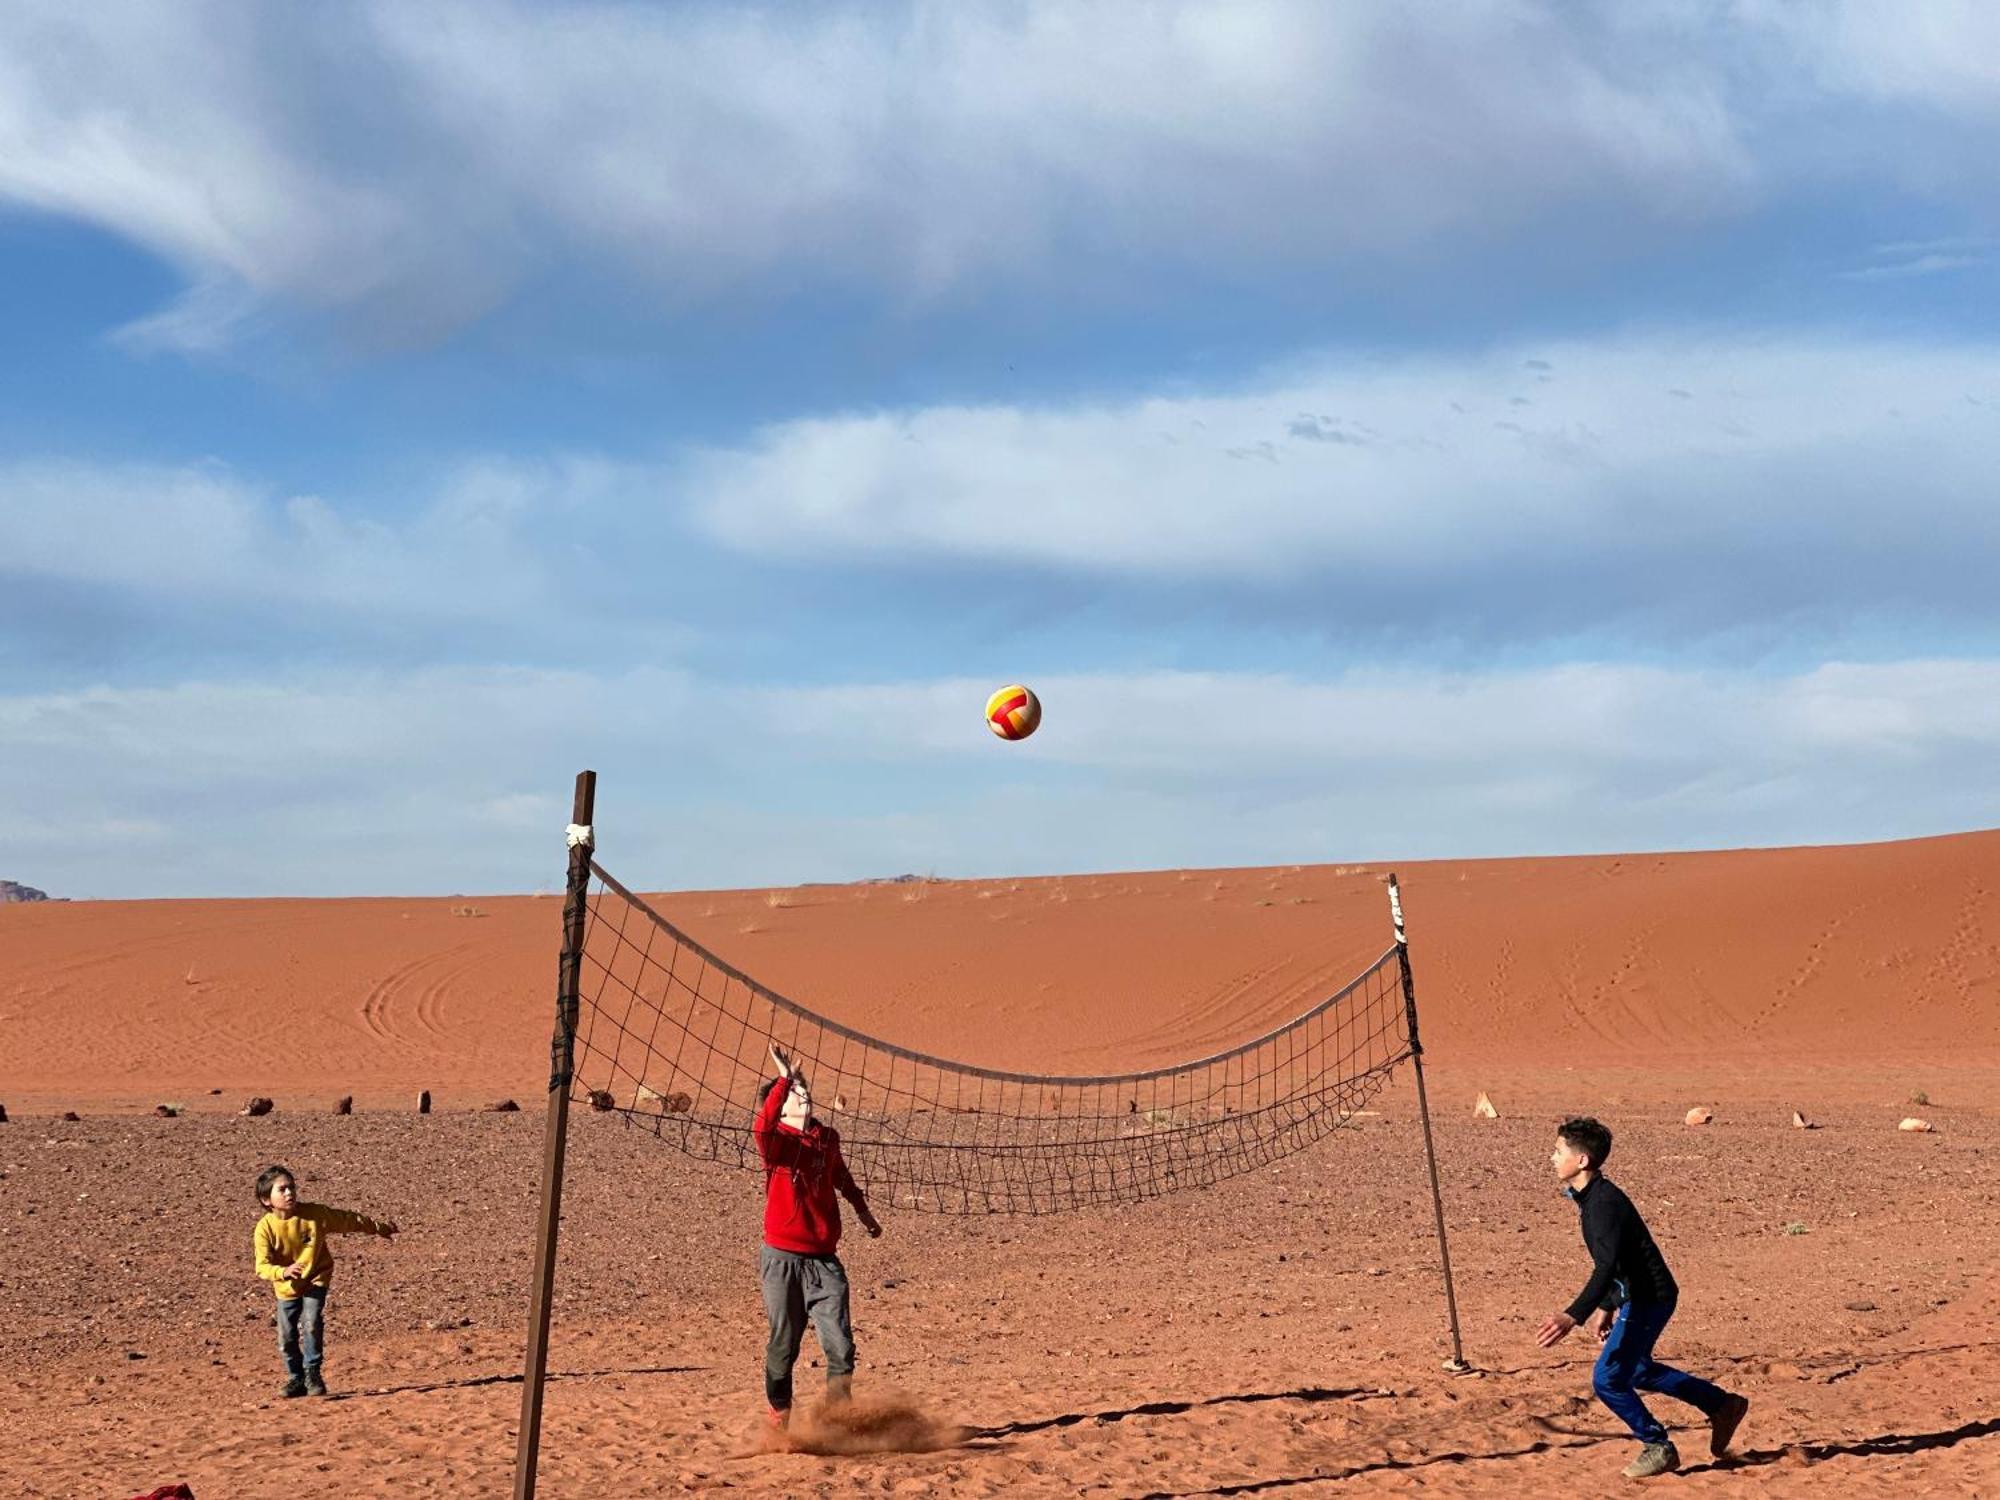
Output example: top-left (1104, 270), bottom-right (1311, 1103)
top-left (1623, 1441), bottom-right (1680, 1479)
top-left (1709, 1393), bottom-right (1749, 1457)
top-left (304, 1368), bottom-right (328, 1397)
top-left (281, 1376), bottom-right (308, 1399)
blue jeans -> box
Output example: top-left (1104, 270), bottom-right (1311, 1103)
top-left (274, 1290), bottom-right (326, 1378)
top-left (1593, 1299), bottom-right (1727, 1445)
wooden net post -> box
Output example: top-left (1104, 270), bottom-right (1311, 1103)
top-left (1388, 873), bottom-right (1471, 1373)
top-left (513, 769), bottom-right (596, 1499)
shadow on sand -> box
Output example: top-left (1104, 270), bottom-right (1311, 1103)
top-left (970, 1384), bottom-right (1393, 1441)
top-left (323, 1363), bottom-right (705, 1402)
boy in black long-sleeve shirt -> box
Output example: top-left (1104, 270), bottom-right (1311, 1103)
top-left (1537, 1117), bottom-right (1749, 1480)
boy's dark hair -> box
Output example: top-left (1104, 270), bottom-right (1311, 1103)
top-left (255, 1164), bottom-right (295, 1204)
top-left (1558, 1116), bottom-right (1613, 1172)
top-left (759, 1075), bottom-right (792, 1108)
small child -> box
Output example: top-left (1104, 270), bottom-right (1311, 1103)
top-left (251, 1164), bottom-right (398, 1397)
top-left (1538, 1117), bottom-right (1749, 1479)
top-left (755, 1043), bottom-right (882, 1428)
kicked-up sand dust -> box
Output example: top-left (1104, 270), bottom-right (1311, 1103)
top-left (751, 1391), bottom-right (972, 1457)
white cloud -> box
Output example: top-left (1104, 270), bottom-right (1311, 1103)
top-left (11, 333), bottom-right (1999, 646)
top-left (689, 333), bottom-right (2000, 626)
top-left (3, 2), bottom-right (1995, 348)
top-left (0, 454), bottom-right (628, 626)
top-left (1840, 253), bottom-right (1981, 281)
top-left (3, 658), bottom-right (1996, 897)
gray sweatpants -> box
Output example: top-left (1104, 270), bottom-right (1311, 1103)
top-left (760, 1245), bottom-right (854, 1409)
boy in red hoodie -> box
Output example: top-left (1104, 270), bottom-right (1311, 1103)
top-left (757, 1043), bottom-right (882, 1427)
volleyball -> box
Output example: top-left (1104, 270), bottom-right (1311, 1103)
top-left (984, 683), bottom-right (1042, 741)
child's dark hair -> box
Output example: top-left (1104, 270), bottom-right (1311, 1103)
top-left (759, 1074), bottom-right (800, 1108)
top-left (1558, 1116), bottom-right (1613, 1172)
top-left (255, 1164), bottom-right (295, 1204)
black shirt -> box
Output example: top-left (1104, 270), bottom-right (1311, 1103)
top-left (1565, 1175), bottom-right (1678, 1323)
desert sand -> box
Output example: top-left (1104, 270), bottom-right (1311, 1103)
top-left (2, 829), bottom-right (1996, 1496)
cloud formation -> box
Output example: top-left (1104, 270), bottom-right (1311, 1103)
top-left (4, 658), bottom-right (1995, 897)
top-left (2, 2), bottom-right (1996, 348)
top-left (0, 454), bottom-right (652, 658)
top-left (690, 333), bottom-right (2000, 634)
top-left (10, 331), bottom-right (1998, 659)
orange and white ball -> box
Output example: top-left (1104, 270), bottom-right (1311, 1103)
top-left (984, 683), bottom-right (1042, 741)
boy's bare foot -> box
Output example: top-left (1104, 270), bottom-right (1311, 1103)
top-left (1710, 1393), bottom-right (1749, 1456)
top-left (281, 1376), bottom-right (307, 1399)
top-left (766, 1404), bottom-right (790, 1430)
top-left (1623, 1441), bottom-right (1679, 1479)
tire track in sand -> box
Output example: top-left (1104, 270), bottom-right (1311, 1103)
top-left (356, 944), bottom-right (482, 1049)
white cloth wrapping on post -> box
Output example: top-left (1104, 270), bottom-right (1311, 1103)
top-left (565, 822), bottom-right (594, 851)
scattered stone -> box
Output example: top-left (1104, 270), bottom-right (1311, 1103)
top-left (1472, 1092), bottom-right (1498, 1120)
top-left (587, 1089), bottom-right (617, 1112)
top-left (1790, 1109), bottom-right (1816, 1129)
top-left (0, 1102), bottom-right (8, 1124)
top-left (1684, 1107), bottom-right (1713, 1126)
top-left (61, 1111), bottom-right (80, 1122)
top-left (633, 1084), bottom-right (665, 1109)
top-left (1898, 1117), bottom-right (1936, 1133)
top-left (663, 1091), bottom-right (693, 1114)
top-left (207, 1088), bottom-right (222, 1096)
top-left (184, 967), bottom-right (199, 985)
top-left (334, 1096), bottom-right (353, 1116)
top-left (831, 1092), bottom-right (851, 1114)
top-left (417, 1090), bottom-right (431, 1114)
top-left (240, 1097), bottom-right (274, 1117)
top-left (484, 1099), bottom-right (520, 1113)
top-left (154, 1104), bottom-right (181, 1118)
top-left (0, 880), bottom-right (50, 903)
top-left (1844, 1300), bottom-right (1878, 1313)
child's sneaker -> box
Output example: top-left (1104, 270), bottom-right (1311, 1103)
top-left (304, 1367), bottom-right (327, 1397)
top-left (1623, 1441), bottom-right (1679, 1479)
top-left (1709, 1393), bottom-right (1749, 1456)
top-left (281, 1376), bottom-right (308, 1399)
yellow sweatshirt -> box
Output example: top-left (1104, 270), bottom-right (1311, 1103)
top-left (253, 1203), bottom-right (387, 1300)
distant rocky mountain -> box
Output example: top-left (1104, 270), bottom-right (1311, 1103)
top-left (1, 880), bottom-right (51, 903)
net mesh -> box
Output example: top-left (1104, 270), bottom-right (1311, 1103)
top-left (568, 862), bottom-right (1413, 1214)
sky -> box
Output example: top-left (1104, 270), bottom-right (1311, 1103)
top-left (2, 0), bottom-right (1999, 898)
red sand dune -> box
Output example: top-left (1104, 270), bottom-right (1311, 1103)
top-left (1, 829), bottom-right (1996, 1496)
top-left (3, 828), bottom-right (1997, 1111)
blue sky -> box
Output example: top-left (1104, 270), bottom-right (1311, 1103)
top-left (3, 0), bottom-right (1998, 898)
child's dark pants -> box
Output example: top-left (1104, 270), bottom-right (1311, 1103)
top-left (760, 1246), bottom-right (854, 1410)
top-left (1594, 1298), bottom-right (1726, 1444)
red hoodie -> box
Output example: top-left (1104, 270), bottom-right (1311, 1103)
top-left (755, 1076), bottom-right (862, 1255)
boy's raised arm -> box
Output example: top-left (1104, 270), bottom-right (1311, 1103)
top-left (754, 1052), bottom-right (792, 1164)
top-left (317, 1205), bottom-right (398, 1238)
